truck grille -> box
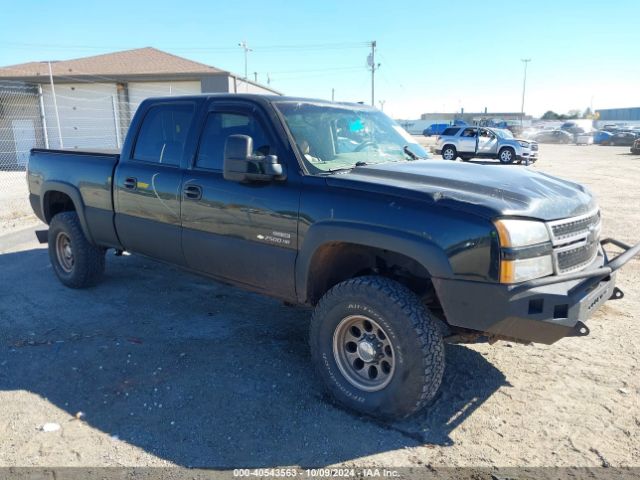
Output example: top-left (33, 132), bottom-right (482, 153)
top-left (548, 211), bottom-right (601, 273)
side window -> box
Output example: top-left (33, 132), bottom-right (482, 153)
top-left (442, 127), bottom-right (460, 136)
top-left (195, 112), bottom-right (271, 171)
top-left (133, 104), bottom-right (195, 166)
top-left (480, 129), bottom-right (495, 139)
top-left (461, 128), bottom-right (477, 138)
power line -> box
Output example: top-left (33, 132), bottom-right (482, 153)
top-left (0, 41), bottom-right (370, 53)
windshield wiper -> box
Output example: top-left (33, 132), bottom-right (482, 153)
top-left (403, 145), bottom-right (422, 160)
top-left (322, 167), bottom-right (355, 174)
top-left (322, 161), bottom-right (368, 175)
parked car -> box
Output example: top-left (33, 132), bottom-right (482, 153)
top-left (435, 126), bottom-right (538, 164)
top-left (631, 138), bottom-right (640, 154)
top-left (521, 127), bottom-right (541, 140)
top-left (533, 129), bottom-right (574, 144)
top-left (27, 94), bottom-right (640, 420)
top-left (607, 131), bottom-right (640, 146)
top-left (423, 123), bottom-right (450, 136)
top-left (593, 130), bottom-right (613, 144)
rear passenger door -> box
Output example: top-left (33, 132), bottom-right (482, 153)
top-left (458, 127), bottom-right (477, 153)
top-left (180, 101), bottom-right (299, 298)
top-left (114, 101), bottom-right (197, 265)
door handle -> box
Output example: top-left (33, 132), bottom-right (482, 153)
top-left (183, 184), bottom-right (202, 200)
top-left (123, 177), bottom-right (137, 190)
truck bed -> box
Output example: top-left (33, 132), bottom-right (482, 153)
top-left (28, 148), bottom-right (121, 248)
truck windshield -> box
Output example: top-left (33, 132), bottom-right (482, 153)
top-left (274, 101), bottom-right (430, 173)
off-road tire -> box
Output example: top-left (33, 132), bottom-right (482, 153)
top-left (309, 276), bottom-right (445, 420)
top-left (48, 212), bottom-right (105, 288)
top-left (498, 147), bottom-right (515, 164)
top-left (441, 145), bottom-right (457, 161)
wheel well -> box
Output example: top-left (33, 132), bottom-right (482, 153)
top-left (499, 146), bottom-right (515, 152)
top-left (307, 242), bottom-right (437, 305)
top-left (442, 144), bottom-right (456, 151)
top-left (43, 191), bottom-right (76, 224)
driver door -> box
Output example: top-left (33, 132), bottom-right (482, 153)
top-left (180, 100), bottom-right (299, 298)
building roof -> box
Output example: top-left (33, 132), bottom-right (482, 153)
top-left (0, 47), bottom-right (227, 81)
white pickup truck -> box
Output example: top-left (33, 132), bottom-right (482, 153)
top-left (435, 126), bottom-right (538, 164)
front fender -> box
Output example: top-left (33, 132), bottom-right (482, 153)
top-left (295, 221), bottom-right (454, 303)
top-left (501, 141), bottom-right (523, 154)
top-left (41, 180), bottom-right (95, 245)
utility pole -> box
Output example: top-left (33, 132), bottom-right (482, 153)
top-left (238, 41), bottom-right (252, 91)
top-left (254, 72), bottom-right (258, 82)
top-left (367, 41), bottom-right (380, 107)
top-left (331, 88), bottom-right (335, 102)
top-left (520, 58), bottom-right (531, 127)
top-left (378, 100), bottom-right (385, 111)
top-left (47, 61), bottom-right (63, 148)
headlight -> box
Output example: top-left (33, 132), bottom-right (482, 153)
top-left (494, 219), bottom-right (553, 283)
top-left (494, 219), bottom-right (550, 247)
top-left (518, 140), bottom-right (530, 148)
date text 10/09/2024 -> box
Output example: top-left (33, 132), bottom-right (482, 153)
top-left (233, 468), bottom-right (400, 477)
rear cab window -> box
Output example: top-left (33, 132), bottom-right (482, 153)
top-left (133, 103), bottom-right (196, 166)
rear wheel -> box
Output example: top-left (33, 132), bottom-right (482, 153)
top-left (442, 145), bottom-right (457, 160)
top-left (498, 147), bottom-right (515, 164)
top-left (309, 276), bottom-right (445, 420)
top-left (48, 212), bottom-right (105, 288)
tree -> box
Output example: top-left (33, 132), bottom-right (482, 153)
top-left (541, 110), bottom-right (560, 120)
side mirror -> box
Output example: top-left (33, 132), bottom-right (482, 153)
top-left (223, 134), bottom-right (284, 183)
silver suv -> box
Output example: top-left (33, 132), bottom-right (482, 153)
top-left (435, 126), bottom-right (538, 164)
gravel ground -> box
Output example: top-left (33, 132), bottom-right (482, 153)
top-left (0, 171), bottom-right (37, 234)
top-left (0, 143), bottom-right (638, 469)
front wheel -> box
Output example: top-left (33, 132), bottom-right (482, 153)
top-left (309, 276), bottom-right (445, 420)
top-left (48, 212), bottom-right (106, 288)
top-left (498, 147), bottom-right (515, 164)
top-left (441, 145), bottom-right (457, 161)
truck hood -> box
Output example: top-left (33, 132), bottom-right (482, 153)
top-left (328, 160), bottom-right (596, 221)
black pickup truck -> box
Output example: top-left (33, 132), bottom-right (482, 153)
top-left (28, 94), bottom-right (640, 419)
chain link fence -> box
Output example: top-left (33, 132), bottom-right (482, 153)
top-left (0, 79), bottom-right (200, 230)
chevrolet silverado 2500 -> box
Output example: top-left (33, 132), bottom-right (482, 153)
top-left (27, 95), bottom-right (640, 419)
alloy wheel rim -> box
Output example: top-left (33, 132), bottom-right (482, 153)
top-left (501, 150), bottom-right (512, 162)
top-left (443, 149), bottom-right (454, 160)
top-left (332, 315), bottom-right (395, 392)
top-left (56, 232), bottom-right (74, 273)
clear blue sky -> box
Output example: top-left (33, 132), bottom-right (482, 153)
top-left (1, 0), bottom-right (638, 119)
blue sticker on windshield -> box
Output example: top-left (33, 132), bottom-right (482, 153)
top-left (349, 119), bottom-right (364, 132)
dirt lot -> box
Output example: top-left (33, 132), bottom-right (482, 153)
top-left (0, 143), bottom-right (638, 469)
top-left (0, 171), bottom-right (38, 234)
